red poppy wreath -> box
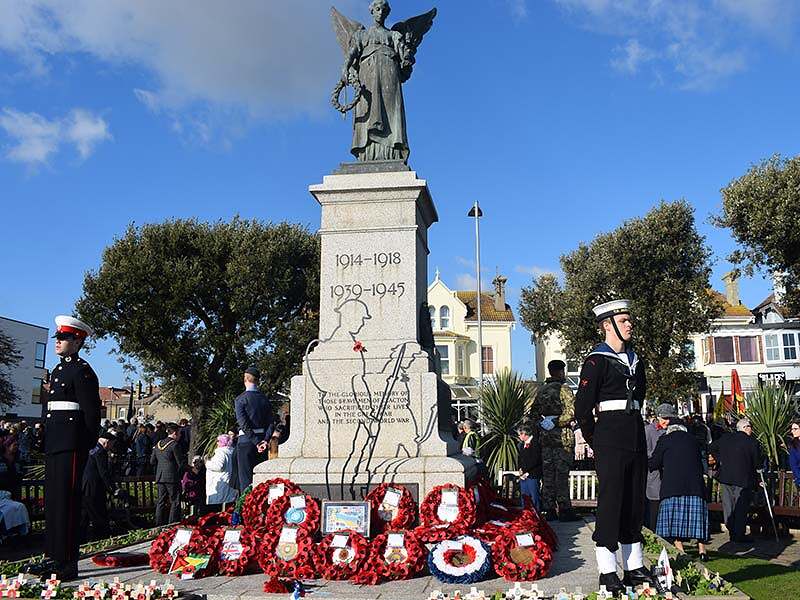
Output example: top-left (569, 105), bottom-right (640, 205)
top-left (241, 478), bottom-right (301, 530)
top-left (148, 520), bottom-right (200, 574)
top-left (263, 491), bottom-right (321, 534)
top-left (315, 530), bottom-right (369, 581)
top-left (258, 526), bottom-right (318, 580)
top-left (414, 484), bottom-right (476, 543)
top-left (354, 529), bottom-right (427, 585)
top-left (213, 526), bottom-right (261, 576)
top-left (365, 483), bottom-right (417, 534)
top-left (491, 526), bottom-right (554, 581)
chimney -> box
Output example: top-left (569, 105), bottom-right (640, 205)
top-left (493, 273), bottom-right (508, 312)
top-left (722, 271), bottom-right (740, 306)
top-left (773, 271), bottom-right (786, 304)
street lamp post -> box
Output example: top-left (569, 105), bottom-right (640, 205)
top-left (467, 201), bottom-right (484, 424)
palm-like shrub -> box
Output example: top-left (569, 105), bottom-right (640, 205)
top-left (478, 369), bottom-right (534, 479)
top-left (744, 384), bottom-right (794, 468)
top-left (197, 393), bottom-right (239, 458)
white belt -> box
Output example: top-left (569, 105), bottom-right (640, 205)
top-left (48, 401), bottom-right (80, 411)
top-left (597, 399), bottom-right (639, 412)
top-left (239, 428), bottom-right (265, 436)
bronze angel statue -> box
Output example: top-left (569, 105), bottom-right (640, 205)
top-left (331, 1), bottom-right (436, 162)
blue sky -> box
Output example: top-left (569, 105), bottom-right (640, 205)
top-left (1, 0), bottom-right (798, 386)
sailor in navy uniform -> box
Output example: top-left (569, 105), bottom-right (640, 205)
top-left (41, 316), bottom-right (101, 580)
top-left (234, 367), bottom-right (275, 490)
top-left (574, 300), bottom-right (654, 594)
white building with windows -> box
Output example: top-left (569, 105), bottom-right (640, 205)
top-left (427, 272), bottom-right (515, 421)
top-left (0, 316), bottom-right (49, 419)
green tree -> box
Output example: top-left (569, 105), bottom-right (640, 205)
top-left (0, 329), bottom-right (22, 408)
top-left (76, 218), bottom-right (320, 454)
top-left (519, 201), bottom-right (722, 407)
top-left (714, 154), bottom-right (800, 315)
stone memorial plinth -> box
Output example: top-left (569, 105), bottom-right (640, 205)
top-left (254, 163), bottom-right (472, 500)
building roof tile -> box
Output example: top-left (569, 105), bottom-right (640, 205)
top-left (455, 291), bottom-right (515, 322)
top-left (710, 290), bottom-right (753, 318)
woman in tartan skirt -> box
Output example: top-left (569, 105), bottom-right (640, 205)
top-left (649, 420), bottom-right (709, 560)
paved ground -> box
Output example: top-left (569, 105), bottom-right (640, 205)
top-left (73, 519), bottom-right (600, 600)
top-left (705, 524), bottom-right (800, 568)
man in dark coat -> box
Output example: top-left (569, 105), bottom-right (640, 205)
top-left (574, 300), bottom-right (654, 594)
top-left (234, 367), bottom-right (275, 490)
top-left (81, 430), bottom-right (116, 539)
top-left (151, 423), bottom-right (187, 525)
top-left (710, 417), bottom-right (762, 543)
top-left (41, 316), bottom-right (101, 580)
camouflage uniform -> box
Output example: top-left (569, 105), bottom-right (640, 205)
top-left (531, 377), bottom-right (575, 513)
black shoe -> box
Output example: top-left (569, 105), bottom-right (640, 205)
top-left (56, 561), bottom-right (79, 581)
top-left (544, 510), bottom-right (558, 521)
top-left (599, 572), bottom-right (625, 596)
top-left (699, 553), bottom-right (709, 562)
top-left (623, 566), bottom-right (656, 587)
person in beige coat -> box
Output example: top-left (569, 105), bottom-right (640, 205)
top-left (205, 434), bottom-right (238, 510)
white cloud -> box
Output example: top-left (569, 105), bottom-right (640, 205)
top-left (553, 0), bottom-right (797, 89)
top-left (610, 38), bottom-right (654, 74)
top-left (456, 273), bottom-right (479, 290)
top-left (0, 1), bottom-right (360, 141)
top-left (514, 265), bottom-right (557, 278)
top-left (0, 107), bottom-right (111, 166)
top-left (507, 0), bottom-right (529, 20)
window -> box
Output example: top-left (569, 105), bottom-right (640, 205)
top-left (34, 342), bottom-right (46, 369)
top-left (783, 333), bottom-right (798, 360)
top-left (684, 341), bottom-right (696, 369)
top-left (32, 377), bottom-right (42, 404)
top-left (714, 337), bottom-right (735, 363)
top-left (428, 306), bottom-right (436, 330)
top-left (765, 334), bottom-right (780, 361)
top-left (481, 346), bottom-right (494, 375)
top-left (439, 306), bottom-right (450, 329)
top-left (456, 345), bottom-right (465, 376)
top-left (436, 345), bottom-right (449, 375)
top-left (738, 336), bottom-right (758, 363)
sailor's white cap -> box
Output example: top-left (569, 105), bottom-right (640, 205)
top-left (592, 299), bottom-right (631, 322)
top-left (53, 315), bottom-right (94, 339)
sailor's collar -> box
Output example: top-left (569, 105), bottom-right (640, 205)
top-left (589, 342), bottom-right (638, 372)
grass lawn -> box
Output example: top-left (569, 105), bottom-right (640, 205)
top-left (698, 552), bottom-right (800, 600)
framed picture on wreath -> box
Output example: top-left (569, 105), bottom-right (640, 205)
top-left (321, 501), bottom-right (371, 536)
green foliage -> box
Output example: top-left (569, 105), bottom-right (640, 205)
top-left (745, 384), bottom-right (795, 468)
top-left (676, 562), bottom-right (737, 596)
top-left (519, 201), bottom-right (722, 407)
top-left (0, 329), bottom-right (22, 408)
top-left (197, 392), bottom-right (239, 457)
top-left (76, 217), bottom-right (319, 454)
top-left (479, 369), bottom-right (533, 478)
top-left (715, 154), bottom-right (800, 315)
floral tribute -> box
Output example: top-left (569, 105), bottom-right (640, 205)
top-left (264, 491), bottom-right (320, 533)
top-left (148, 523), bottom-right (198, 574)
top-left (258, 526), bottom-right (318, 580)
top-left (427, 535), bottom-right (493, 584)
top-left (315, 530), bottom-right (370, 581)
top-left (215, 526), bottom-right (261, 576)
top-left (354, 529), bottom-right (427, 585)
top-left (365, 483), bottom-right (417, 533)
top-left (240, 478), bottom-right (300, 530)
top-left (415, 484), bottom-right (477, 542)
top-left (491, 526), bottom-right (554, 581)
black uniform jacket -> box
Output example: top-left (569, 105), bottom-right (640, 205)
top-left (574, 343), bottom-right (646, 453)
top-left (151, 438), bottom-right (187, 483)
top-left (518, 439), bottom-right (543, 478)
top-left (710, 431), bottom-right (762, 488)
top-left (41, 353), bottom-right (101, 455)
top-left (83, 444), bottom-right (114, 495)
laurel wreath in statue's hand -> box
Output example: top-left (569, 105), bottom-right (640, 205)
top-left (331, 71), bottom-right (362, 113)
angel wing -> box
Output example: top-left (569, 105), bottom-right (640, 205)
top-left (391, 8), bottom-right (437, 82)
top-left (331, 6), bottom-right (364, 55)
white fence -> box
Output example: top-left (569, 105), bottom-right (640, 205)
top-left (496, 470), bottom-right (598, 506)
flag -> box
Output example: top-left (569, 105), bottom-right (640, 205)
top-left (713, 381), bottom-right (726, 421)
top-left (731, 369), bottom-right (746, 414)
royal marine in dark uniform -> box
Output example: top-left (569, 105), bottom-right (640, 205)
top-left (234, 366), bottom-right (275, 491)
top-left (41, 316), bottom-right (101, 580)
top-left (574, 300), bottom-right (655, 594)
